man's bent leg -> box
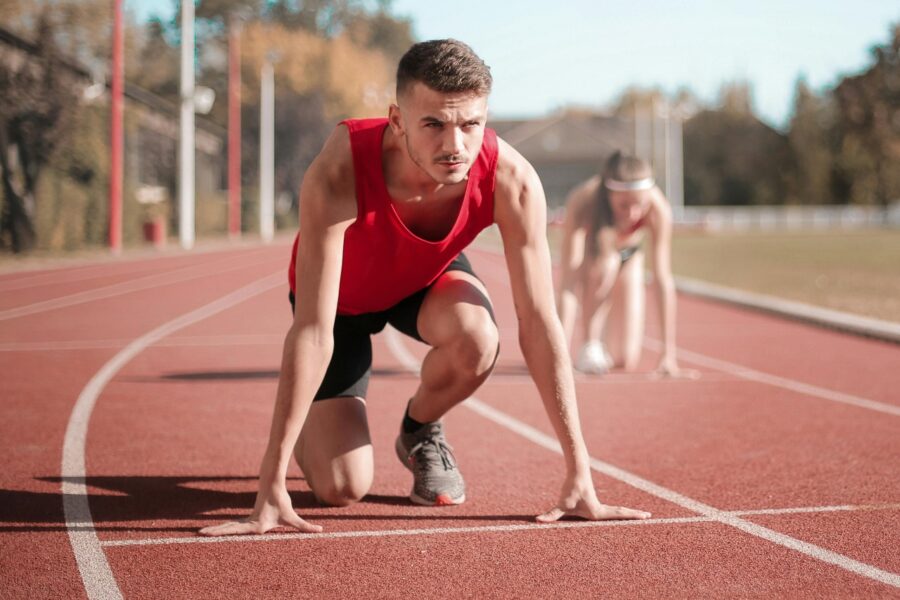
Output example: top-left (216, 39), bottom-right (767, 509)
top-left (410, 270), bottom-right (499, 422)
top-left (390, 270), bottom-right (497, 506)
top-left (294, 396), bottom-right (373, 507)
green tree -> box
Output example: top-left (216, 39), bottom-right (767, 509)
top-left (785, 76), bottom-right (836, 205)
top-left (683, 82), bottom-right (790, 206)
top-left (832, 24), bottom-right (900, 208)
top-left (0, 14), bottom-right (81, 251)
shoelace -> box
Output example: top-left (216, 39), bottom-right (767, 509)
top-left (408, 437), bottom-right (457, 471)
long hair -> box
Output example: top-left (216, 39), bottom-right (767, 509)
top-left (587, 151), bottom-right (653, 255)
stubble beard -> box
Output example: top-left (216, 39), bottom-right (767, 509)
top-left (404, 134), bottom-right (469, 186)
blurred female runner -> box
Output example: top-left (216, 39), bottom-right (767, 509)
top-left (556, 151), bottom-right (696, 377)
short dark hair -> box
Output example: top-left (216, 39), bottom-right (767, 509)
top-left (396, 39), bottom-right (492, 98)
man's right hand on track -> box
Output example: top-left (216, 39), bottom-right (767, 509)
top-left (198, 481), bottom-right (322, 537)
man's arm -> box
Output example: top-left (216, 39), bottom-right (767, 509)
top-left (200, 126), bottom-right (357, 536)
top-left (493, 139), bottom-right (650, 522)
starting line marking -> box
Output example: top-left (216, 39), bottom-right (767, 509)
top-left (382, 326), bottom-right (900, 589)
top-left (98, 503), bottom-right (900, 549)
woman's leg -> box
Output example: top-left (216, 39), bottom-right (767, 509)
top-left (604, 252), bottom-right (645, 371)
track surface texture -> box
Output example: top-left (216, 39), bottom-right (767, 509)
top-left (1, 241), bottom-right (898, 599)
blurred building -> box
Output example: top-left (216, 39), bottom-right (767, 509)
top-left (490, 110), bottom-right (632, 210)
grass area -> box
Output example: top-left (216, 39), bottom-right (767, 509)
top-left (670, 229), bottom-right (900, 323)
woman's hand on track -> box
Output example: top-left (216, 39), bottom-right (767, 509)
top-left (653, 357), bottom-right (701, 380)
top-left (198, 482), bottom-right (322, 537)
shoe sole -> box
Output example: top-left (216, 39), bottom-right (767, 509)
top-left (395, 435), bottom-right (465, 506)
top-left (410, 491), bottom-right (465, 506)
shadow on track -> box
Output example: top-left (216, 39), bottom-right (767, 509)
top-left (0, 476), bottom-right (534, 533)
top-left (122, 362), bottom-right (533, 383)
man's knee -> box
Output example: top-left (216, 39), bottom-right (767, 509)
top-left (451, 317), bottom-right (499, 379)
top-left (310, 470), bottom-right (372, 507)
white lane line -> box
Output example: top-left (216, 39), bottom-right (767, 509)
top-left (0, 252), bottom-right (273, 322)
top-left (101, 516), bottom-right (712, 548)
top-left (63, 271), bottom-right (285, 600)
top-left (732, 503), bottom-right (900, 517)
top-left (0, 334), bottom-right (284, 352)
top-left (98, 503), bottom-right (900, 549)
top-left (468, 246), bottom-right (900, 419)
top-left (0, 260), bottom-right (175, 293)
top-left (642, 338), bottom-right (900, 417)
top-left (383, 325), bottom-right (900, 589)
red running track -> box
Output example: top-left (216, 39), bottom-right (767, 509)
top-left (1, 241), bottom-right (898, 599)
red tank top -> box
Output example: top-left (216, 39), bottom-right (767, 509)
top-left (288, 118), bottom-right (498, 315)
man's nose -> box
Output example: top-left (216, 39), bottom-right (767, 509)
top-left (442, 127), bottom-right (464, 156)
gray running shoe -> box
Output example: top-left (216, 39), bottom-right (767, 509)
top-left (395, 421), bottom-right (466, 506)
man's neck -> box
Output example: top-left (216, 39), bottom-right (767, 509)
top-left (382, 127), bottom-right (459, 203)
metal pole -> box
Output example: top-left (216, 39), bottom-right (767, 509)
top-left (633, 99), bottom-right (651, 161)
top-left (259, 59), bottom-right (274, 243)
top-left (668, 112), bottom-right (685, 221)
top-left (109, 0), bottom-right (123, 253)
top-left (652, 98), bottom-right (667, 194)
top-left (227, 16), bottom-right (242, 239)
top-left (179, 0), bottom-right (195, 250)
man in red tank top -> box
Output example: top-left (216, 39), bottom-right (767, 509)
top-left (202, 40), bottom-right (649, 537)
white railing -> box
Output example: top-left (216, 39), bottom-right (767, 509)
top-left (676, 203), bottom-right (900, 230)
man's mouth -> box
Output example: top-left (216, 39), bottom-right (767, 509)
top-left (437, 155), bottom-right (465, 166)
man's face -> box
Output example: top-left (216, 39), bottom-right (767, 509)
top-left (390, 82), bottom-right (489, 185)
top-left (609, 189), bottom-right (652, 228)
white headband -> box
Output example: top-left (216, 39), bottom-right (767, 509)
top-left (604, 177), bottom-right (655, 192)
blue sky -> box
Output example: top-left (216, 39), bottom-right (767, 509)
top-left (129, 0), bottom-right (898, 129)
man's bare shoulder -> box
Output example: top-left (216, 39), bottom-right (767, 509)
top-left (494, 137), bottom-right (539, 202)
top-left (302, 124), bottom-right (357, 225)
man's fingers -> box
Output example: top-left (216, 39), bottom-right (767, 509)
top-left (280, 513), bottom-right (324, 534)
top-left (198, 520), bottom-right (260, 537)
top-left (604, 505), bottom-right (652, 520)
top-left (536, 507), bottom-right (565, 523)
top-left (586, 504), bottom-right (651, 521)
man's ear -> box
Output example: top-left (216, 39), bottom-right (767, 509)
top-left (388, 103), bottom-right (404, 137)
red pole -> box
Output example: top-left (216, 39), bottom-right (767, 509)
top-left (109, 0), bottom-right (124, 253)
top-left (228, 17), bottom-right (242, 238)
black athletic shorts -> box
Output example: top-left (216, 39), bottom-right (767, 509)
top-left (289, 252), bottom-right (482, 401)
top-left (619, 245), bottom-right (641, 264)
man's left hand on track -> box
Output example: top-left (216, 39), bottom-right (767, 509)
top-left (535, 473), bottom-right (651, 523)
top-left (198, 481), bottom-right (323, 537)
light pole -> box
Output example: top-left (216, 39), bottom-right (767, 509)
top-left (633, 99), bottom-right (652, 161)
top-left (259, 52), bottom-right (277, 244)
top-left (109, 0), bottom-right (123, 254)
top-left (227, 14), bottom-right (243, 239)
top-left (179, 0), bottom-right (195, 250)
top-left (667, 106), bottom-right (685, 222)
